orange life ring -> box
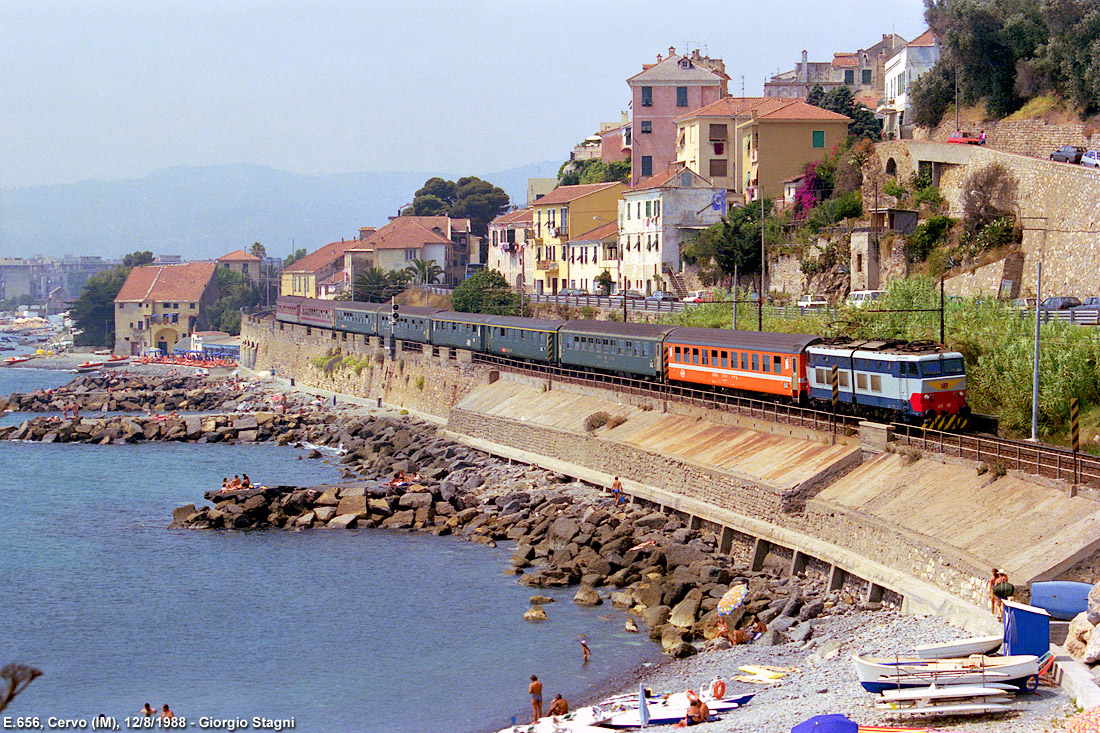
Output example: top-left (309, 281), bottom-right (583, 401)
top-left (712, 679), bottom-right (725, 699)
top-left (686, 689), bottom-right (698, 703)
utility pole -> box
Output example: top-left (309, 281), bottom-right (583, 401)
top-left (954, 64), bottom-right (959, 131)
top-left (759, 191), bottom-right (765, 331)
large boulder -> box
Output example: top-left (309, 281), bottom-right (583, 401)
top-left (524, 605), bottom-right (548, 622)
top-left (635, 580), bottom-right (665, 610)
top-left (336, 496), bottom-right (368, 517)
top-left (660, 626), bottom-right (689, 654)
top-left (327, 513), bottom-right (358, 529)
top-left (548, 516), bottom-right (581, 546)
top-left (664, 544), bottom-right (707, 570)
top-left (573, 585), bottom-right (602, 606)
top-left (1067, 611), bottom-right (1096, 658)
top-left (1088, 584), bottom-right (1100, 625)
top-left (643, 605), bottom-right (671, 628)
top-left (668, 588), bottom-right (703, 628)
top-left (399, 492), bottom-right (434, 510)
top-left (313, 506), bottom-right (338, 523)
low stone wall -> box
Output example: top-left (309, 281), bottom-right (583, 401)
top-left (944, 253), bottom-right (1024, 298)
top-left (241, 316), bottom-right (490, 419)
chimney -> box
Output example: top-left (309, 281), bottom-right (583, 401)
top-left (669, 46), bottom-right (676, 57)
top-left (800, 50), bottom-right (808, 83)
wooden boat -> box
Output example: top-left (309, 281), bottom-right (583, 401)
top-left (1030, 580), bottom-right (1092, 620)
top-left (853, 653), bottom-right (1039, 693)
top-left (913, 634), bottom-right (1002, 659)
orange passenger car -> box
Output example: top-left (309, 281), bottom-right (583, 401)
top-left (664, 328), bottom-right (821, 399)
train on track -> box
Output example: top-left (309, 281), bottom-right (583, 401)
top-left (275, 295), bottom-right (971, 430)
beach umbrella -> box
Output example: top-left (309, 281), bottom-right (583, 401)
top-left (716, 583), bottom-right (748, 616)
top-left (1067, 707), bottom-right (1100, 733)
top-left (791, 714), bottom-right (858, 733)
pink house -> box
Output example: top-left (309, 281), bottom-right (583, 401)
top-left (628, 47), bottom-right (728, 186)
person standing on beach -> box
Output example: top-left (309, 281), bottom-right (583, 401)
top-left (529, 675), bottom-right (543, 722)
top-left (580, 639), bottom-right (591, 663)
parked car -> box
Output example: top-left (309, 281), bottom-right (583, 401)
top-left (682, 290), bottom-right (714, 303)
top-left (619, 290), bottom-right (645, 300)
top-left (558, 288), bottom-right (590, 297)
top-left (646, 291), bottom-right (678, 302)
top-left (797, 294), bottom-right (828, 308)
top-left (1082, 150), bottom-right (1100, 169)
top-left (1011, 297), bottom-right (1037, 310)
top-left (1072, 296), bottom-right (1100, 310)
top-left (1040, 295), bottom-right (1082, 310)
top-left (947, 130), bottom-right (982, 145)
top-left (1050, 145), bottom-right (1086, 164)
top-left (846, 290), bottom-right (885, 308)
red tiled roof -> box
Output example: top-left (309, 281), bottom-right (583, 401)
top-left (676, 96), bottom-right (771, 122)
top-left (115, 262), bottom-right (217, 303)
top-left (282, 239), bottom-right (359, 274)
top-left (909, 29), bottom-right (936, 47)
top-left (570, 221), bottom-right (619, 242)
top-left (855, 92), bottom-right (881, 109)
top-left (492, 208), bottom-right (533, 226)
top-left (832, 54), bottom-right (859, 68)
top-left (320, 270), bottom-right (348, 285)
top-left (350, 216), bottom-right (456, 252)
top-left (534, 182), bottom-right (622, 207)
top-left (216, 249), bottom-right (261, 262)
top-left (750, 99), bottom-right (851, 122)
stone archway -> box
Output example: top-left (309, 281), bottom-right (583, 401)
top-left (885, 157), bottom-right (898, 177)
top-left (153, 327), bottom-right (180, 354)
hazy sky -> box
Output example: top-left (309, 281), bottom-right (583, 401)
top-left (3, 0), bottom-right (928, 189)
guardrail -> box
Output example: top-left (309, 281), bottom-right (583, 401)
top-left (893, 423), bottom-right (1100, 488)
top-left (1019, 308), bottom-right (1100, 326)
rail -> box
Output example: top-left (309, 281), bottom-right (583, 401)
top-left (894, 423), bottom-right (1100, 488)
top-left (469, 352), bottom-right (863, 434)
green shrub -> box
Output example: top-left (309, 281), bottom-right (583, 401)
top-left (584, 411), bottom-right (610, 431)
top-left (883, 178), bottom-right (907, 199)
top-left (906, 215), bottom-right (955, 262)
top-left (579, 305), bottom-right (597, 319)
top-left (415, 375), bottom-right (425, 391)
top-left (914, 185), bottom-right (944, 207)
top-left (974, 217), bottom-right (1018, 251)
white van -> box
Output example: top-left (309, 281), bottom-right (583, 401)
top-left (847, 290), bottom-right (885, 308)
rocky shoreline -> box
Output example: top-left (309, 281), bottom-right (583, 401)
top-left (172, 410), bottom-right (884, 660)
top-left (0, 373), bottom-right (255, 413)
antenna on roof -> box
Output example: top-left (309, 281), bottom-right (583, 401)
top-left (741, 75), bottom-right (745, 96)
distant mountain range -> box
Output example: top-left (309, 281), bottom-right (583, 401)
top-left (0, 161), bottom-right (560, 261)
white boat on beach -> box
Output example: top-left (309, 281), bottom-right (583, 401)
top-left (877, 683), bottom-right (1013, 715)
top-left (495, 707), bottom-right (608, 733)
top-left (853, 653), bottom-right (1039, 693)
top-left (597, 693), bottom-right (754, 728)
top-left (913, 634), bottom-right (1003, 659)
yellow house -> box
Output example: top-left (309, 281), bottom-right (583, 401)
top-left (113, 262), bottom-right (218, 355)
top-left (280, 239), bottom-right (359, 298)
top-left (530, 182), bottom-right (626, 294)
top-left (738, 100), bottom-right (850, 200)
top-left (676, 97), bottom-right (776, 204)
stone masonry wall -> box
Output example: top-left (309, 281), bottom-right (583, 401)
top-left (873, 141), bottom-right (1100, 298)
top-left (241, 315), bottom-right (490, 419)
top-left (944, 253), bottom-right (1025, 298)
top-left (448, 405), bottom-right (991, 607)
top-left (918, 117), bottom-right (1099, 159)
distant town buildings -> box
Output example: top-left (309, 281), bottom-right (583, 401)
top-left (0, 256), bottom-right (117, 305)
top-left (113, 262), bottom-right (218, 354)
top-left (280, 239), bottom-right (361, 299)
top-left (215, 249), bottom-right (262, 286)
top-left (529, 182), bottom-right (625, 295)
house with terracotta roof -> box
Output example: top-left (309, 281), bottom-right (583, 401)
top-left (737, 100), bottom-right (851, 201)
top-left (880, 29), bottom-right (940, 139)
top-left (617, 167), bottom-right (725, 296)
top-left (530, 182), bottom-right (626, 294)
top-left (488, 207), bottom-right (534, 291)
top-left (343, 216), bottom-right (476, 290)
top-left (113, 262), bottom-right (218, 355)
top-left (280, 239), bottom-right (361, 298)
top-left (564, 221), bottom-right (619, 294)
top-left (215, 249), bottom-right (262, 286)
top-left (628, 47), bottom-right (729, 186)
top-left (764, 34), bottom-right (907, 101)
top-left (676, 97), bottom-right (778, 203)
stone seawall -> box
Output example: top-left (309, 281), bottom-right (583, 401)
top-left (447, 398), bottom-right (992, 612)
top-left (241, 315), bottom-right (490, 419)
top-left (920, 117), bottom-right (1099, 159)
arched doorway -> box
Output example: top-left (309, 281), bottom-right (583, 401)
top-left (885, 158), bottom-right (897, 177)
top-left (153, 327), bottom-right (180, 355)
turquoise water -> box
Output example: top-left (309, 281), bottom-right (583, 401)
top-left (0, 370), bottom-right (659, 731)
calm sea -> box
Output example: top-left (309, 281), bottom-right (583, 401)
top-left (0, 366), bottom-right (659, 731)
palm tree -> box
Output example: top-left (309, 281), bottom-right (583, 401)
top-left (404, 258), bottom-right (443, 285)
top-left (354, 267), bottom-right (410, 302)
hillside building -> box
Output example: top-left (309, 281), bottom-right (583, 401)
top-left (113, 262), bottom-right (218, 355)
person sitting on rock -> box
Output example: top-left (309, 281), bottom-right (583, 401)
top-left (220, 478), bottom-right (229, 491)
top-left (241, 474), bottom-right (252, 489)
top-left (388, 471), bottom-right (409, 488)
top-left (547, 694), bottom-right (568, 716)
top-left (228, 475), bottom-right (242, 490)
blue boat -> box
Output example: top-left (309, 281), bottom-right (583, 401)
top-left (1030, 580), bottom-right (1093, 621)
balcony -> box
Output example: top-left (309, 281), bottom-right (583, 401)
top-left (536, 260), bottom-right (559, 272)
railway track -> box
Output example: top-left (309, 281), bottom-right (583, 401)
top-left (464, 349), bottom-right (1100, 490)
